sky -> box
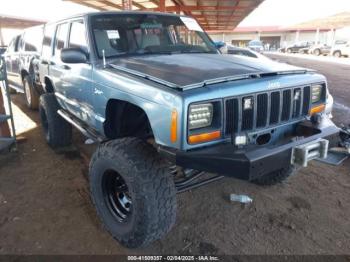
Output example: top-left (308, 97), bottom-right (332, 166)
top-left (1, 0), bottom-right (350, 43)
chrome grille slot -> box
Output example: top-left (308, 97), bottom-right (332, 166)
top-left (225, 86), bottom-right (312, 136)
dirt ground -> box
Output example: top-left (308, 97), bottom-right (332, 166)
top-left (0, 54), bottom-right (350, 255)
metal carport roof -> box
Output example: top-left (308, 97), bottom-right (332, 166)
top-left (0, 14), bottom-right (45, 29)
top-left (65, 0), bottom-right (264, 31)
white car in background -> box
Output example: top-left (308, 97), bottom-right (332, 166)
top-left (226, 45), bottom-right (271, 60)
top-left (248, 40), bottom-right (264, 53)
top-left (331, 40), bottom-right (350, 57)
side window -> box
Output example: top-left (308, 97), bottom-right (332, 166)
top-left (54, 23), bottom-right (69, 59)
top-left (42, 24), bottom-right (56, 59)
top-left (68, 20), bottom-right (88, 52)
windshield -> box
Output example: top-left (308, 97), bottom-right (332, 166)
top-left (90, 14), bottom-right (217, 58)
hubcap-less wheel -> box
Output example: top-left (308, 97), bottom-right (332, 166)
top-left (24, 79), bottom-right (32, 106)
top-left (103, 170), bottom-right (132, 223)
top-left (39, 107), bottom-right (50, 142)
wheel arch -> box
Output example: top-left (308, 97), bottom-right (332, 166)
top-left (103, 98), bottom-right (155, 141)
top-left (44, 76), bottom-right (55, 93)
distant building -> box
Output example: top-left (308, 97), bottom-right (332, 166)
top-left (208, 12), bottom-right (350, 49)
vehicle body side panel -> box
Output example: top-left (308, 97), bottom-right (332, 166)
top-left (92, 67), bottom-right (183, 148)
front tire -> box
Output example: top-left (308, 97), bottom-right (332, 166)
top-left (314, 49), bottom-right (321, 56)
top-left (251, 166), bottom-right (298, 186)
top-left (39, 93), bottom-right (72, 148)
top-left (333, 51), bottom-right (342, 58)
top-left (23, 75), bottom-right (39, 110)
top-left (89, 138), bottom-right (177, 248)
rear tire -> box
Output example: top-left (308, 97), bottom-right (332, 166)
top-left (287, 48), bottom-right (292, 53)
top-left (39, 93), bottom-right (72, 148)
top-left (89, 138), bottom-right (177, 248)
top-left (23, 75), bottom-right (39, 110)
top-left (251, 166), bottom-right (298, 186)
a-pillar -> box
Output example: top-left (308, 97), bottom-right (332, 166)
top-left (295, 30), bottom-right (300, 43)
top-left (315, 28), bottom-right (320, 44)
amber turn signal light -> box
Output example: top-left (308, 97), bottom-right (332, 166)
top-left (309, 104), bottom-right (325, 116)
top-left (170, 109), bottom-right (178, 143)
top-left (188, 130), bottom-right (221, 144)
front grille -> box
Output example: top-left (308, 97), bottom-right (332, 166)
top-left (225, 86), bottom-right (312, 136)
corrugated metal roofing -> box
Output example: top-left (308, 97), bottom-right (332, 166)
top-left (65, 0), bottom-right (264, 31)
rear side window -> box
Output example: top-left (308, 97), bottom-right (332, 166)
top-left (42, 24), bottom-right (56, 59)
top-left (69, 20), bottom-right (88, 52)
top-left (54, 23), bottom-right (69, 59)
top-left (24, 26), bottom-right (44, 52)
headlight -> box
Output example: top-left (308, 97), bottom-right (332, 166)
top-left (188, 103), bottom-right (213, 130)
top-left (311, 84), bottom-right (323, 103)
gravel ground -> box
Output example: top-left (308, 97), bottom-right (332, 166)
top-left (0, 54), bottom-right (349, 255)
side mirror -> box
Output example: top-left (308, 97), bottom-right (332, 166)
top-left (61, 47), bottom-right (88, 64)
top-left (214, 41), bottom-right (226, 49)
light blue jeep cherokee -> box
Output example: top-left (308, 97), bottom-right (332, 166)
top-left (37, 11), bottom-right (338, 248)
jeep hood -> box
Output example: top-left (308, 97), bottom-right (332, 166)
top-left (109, 53), bottom-right (310, 90)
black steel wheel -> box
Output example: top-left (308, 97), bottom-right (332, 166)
top-left (89, 138), bottom-right (176, 248)
top-left (103, 169), bottom-right (132, 223)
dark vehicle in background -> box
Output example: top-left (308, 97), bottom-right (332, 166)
top-left (247, 40), bottom-right (264, 53)
top-left (281, 41), bottom-right (314, 53)
top-left (3, 26), bottom-right (44, 109)
top-left (309, 44), bottom-right (331, 56)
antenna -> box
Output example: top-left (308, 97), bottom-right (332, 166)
top-left (102, 49), bottom-right (106, 68)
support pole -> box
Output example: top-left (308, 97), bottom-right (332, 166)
top-left (122, 0), bottom-right (132, 10)
top-left (315, 28), bottom-right (320, 44)
top-left (159, 0), bottom-right (165, 12)
top-left (0, 25), bottom-right (4, 46)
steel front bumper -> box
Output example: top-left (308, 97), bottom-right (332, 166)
top-left (162, 119), bottom-right (340, 181)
